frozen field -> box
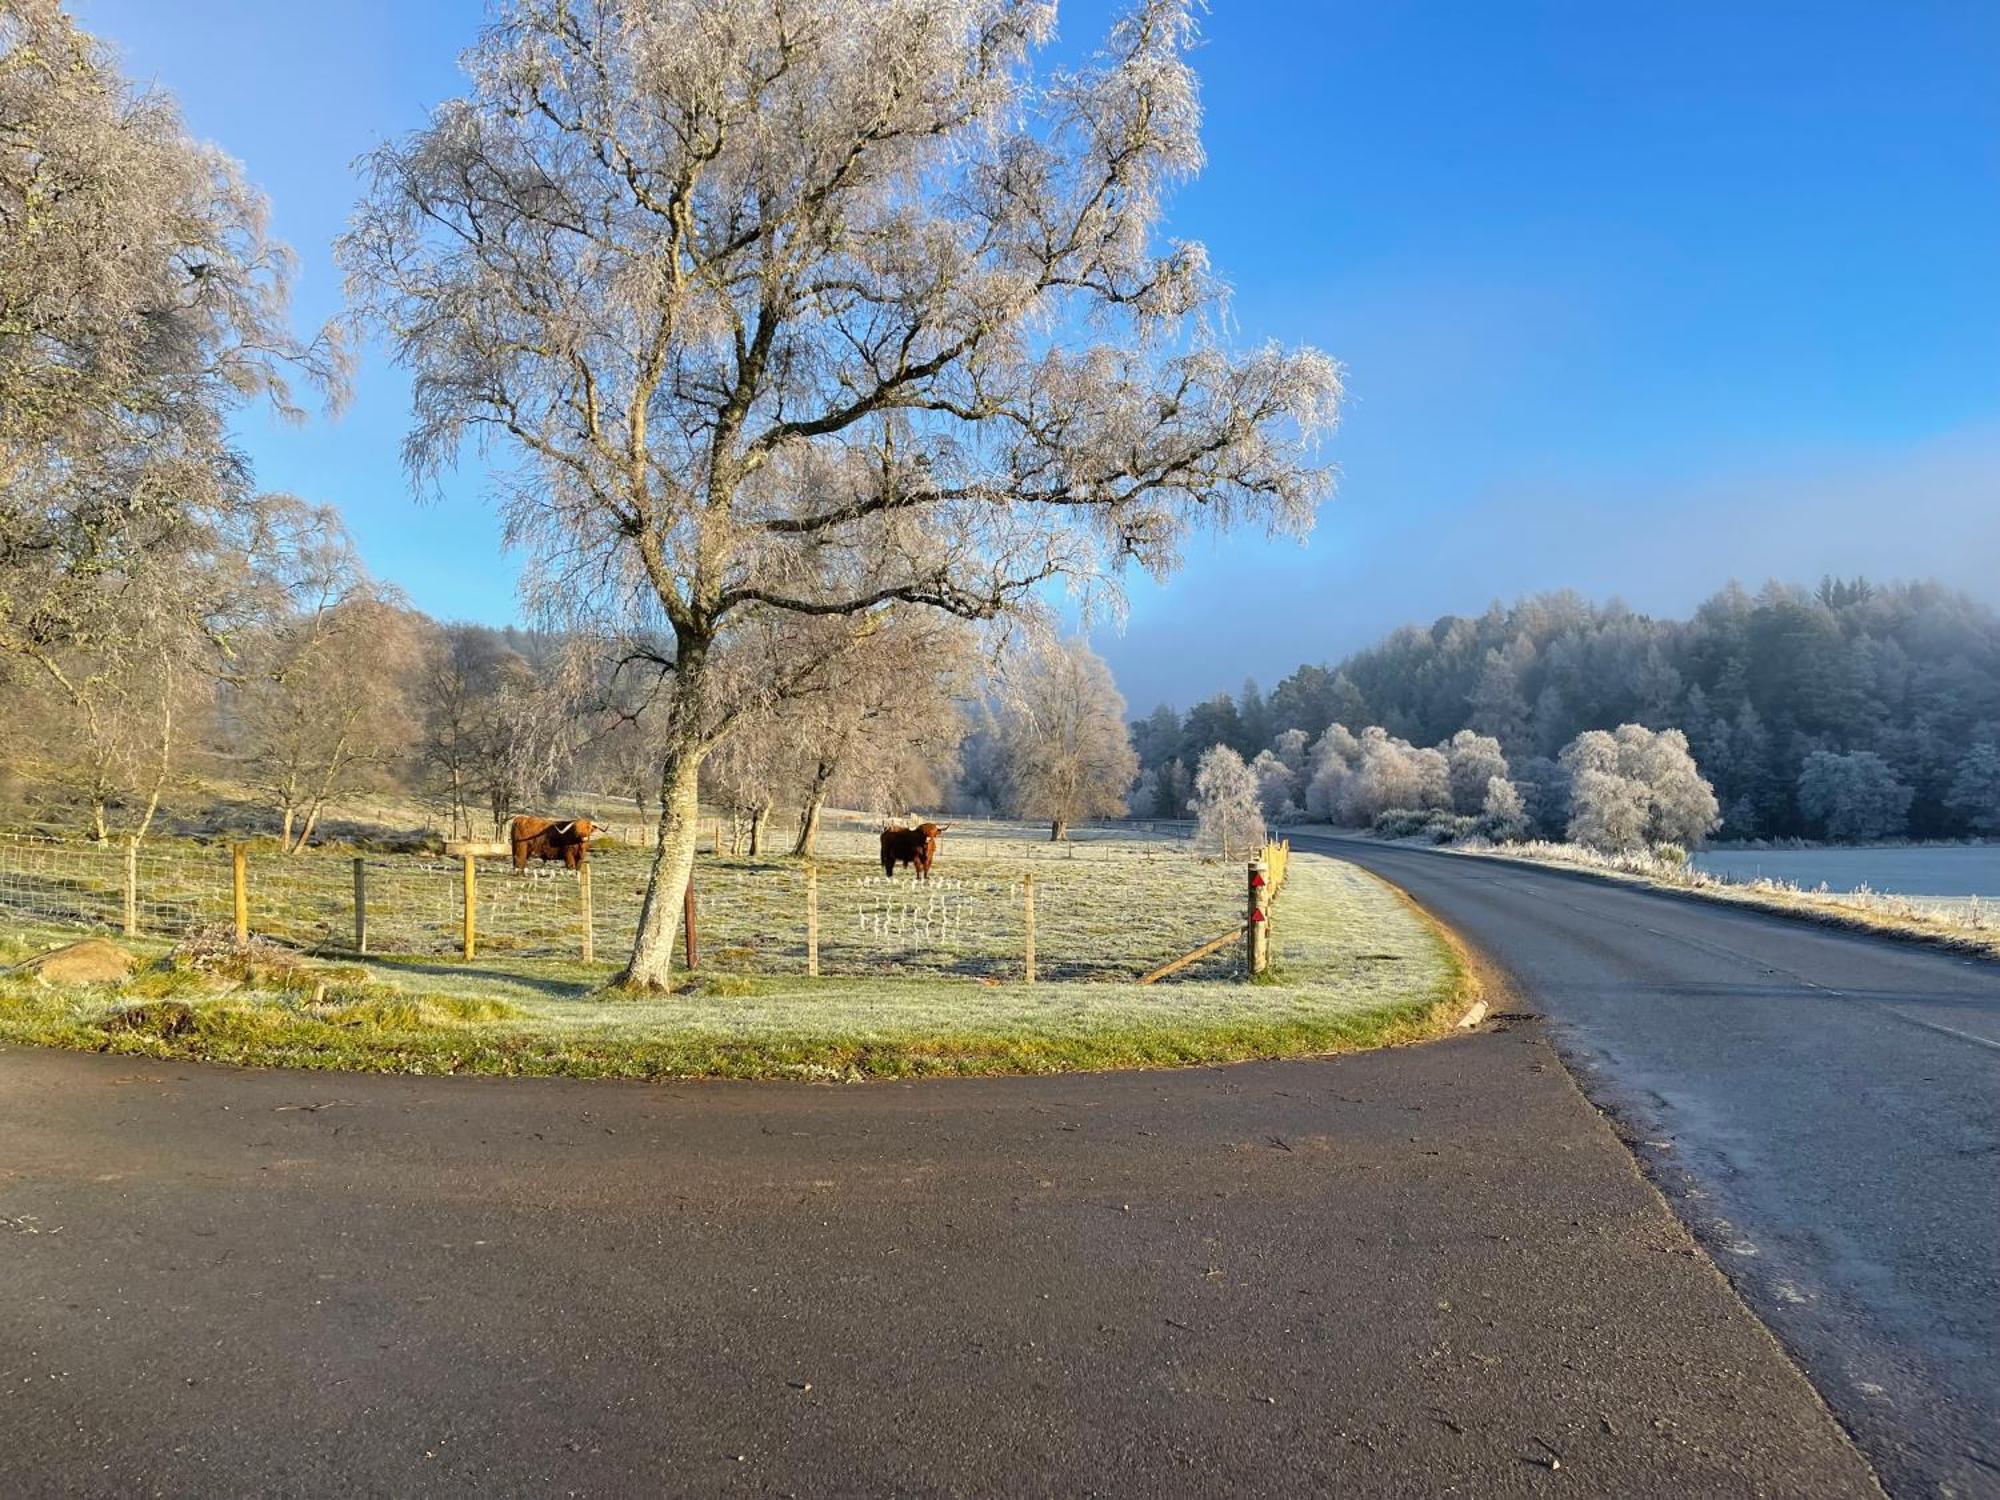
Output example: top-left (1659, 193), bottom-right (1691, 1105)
top-left (1693, 846), bottom-right (2000, 907)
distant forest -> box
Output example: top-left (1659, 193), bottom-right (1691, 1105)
top-left (1129, 580), bottom-right (2000, 840)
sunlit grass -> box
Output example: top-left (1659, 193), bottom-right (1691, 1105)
top-left (0, 851), bottom-right (1466, 1080)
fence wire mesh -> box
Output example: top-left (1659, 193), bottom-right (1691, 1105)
top-left (0, 821), bottom-right (1249, 981)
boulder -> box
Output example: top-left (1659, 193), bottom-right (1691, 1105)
top-left (18, 938), bottom-right (139, 985)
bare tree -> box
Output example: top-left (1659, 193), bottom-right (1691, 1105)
top-left (343, 0), bottom-right (1340, 986)
top-left (996, 636), bottom-right (1139, 841)
top-left (786, 610), bottom-right (975, 857)
top-left (418, 625), bottom-right (541, 837)
top-left (236, 513), bottom-right (423, 852)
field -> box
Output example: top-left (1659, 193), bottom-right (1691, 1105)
top-left (1461, 839), bottom-right (2000, 960)
top-left (0, 823), bottom-right (1466, 1080)
top-left (1692, 845), bottom-right (2000, 909)
top-left (1, 816), bottom-right (1267, 981)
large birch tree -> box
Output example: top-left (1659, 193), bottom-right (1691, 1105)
top-left (343, 0), bottom-right (1341, 987)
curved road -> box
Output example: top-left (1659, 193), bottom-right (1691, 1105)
top-left (1304, 834), bottom-right (2000, 1499)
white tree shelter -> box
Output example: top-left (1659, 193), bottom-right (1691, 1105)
top-left (344, 0), bottom-right (1342, 987)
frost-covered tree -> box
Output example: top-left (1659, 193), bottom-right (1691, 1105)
top-left (1945, 742), bottom-right (2000, 836)
top-left (997, 636), bottom-right (1139, 841)
top-left (1248, 749), bottom-right (1298, 820)
top-left (1510, 755), bottom-right (1570, 841)
top-left (1302, 723), bottom-right (1361, 820)
top-left (1, 1), bottom-right (341, 837)
top-left (1302, 723), bottom-right (1455, 825)
top-left (1442, 729), bottom-right (1510, 815)
top-left (1339, 728), bottom-right (1448, 824)
top-left (1559, 725), bottom-right (1719, 851)
top-left (1190, 744), bottom-right (1264, 857)
top-left (1796, 750), bottom-right (1914, 842)
top-left (1481, 775), bottom-right (1528, 841)
top-left (1, 3), bottom-right (341, 654)
top-left (1272, 727), bottom-right (1310, 776)
top-left (343, 0), bottom-right (1341, 986)
top-left (1566, 764), bottom-right (1651, 852)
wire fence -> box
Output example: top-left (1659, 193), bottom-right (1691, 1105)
top-left (0, 824), bottom-right (1255, 983)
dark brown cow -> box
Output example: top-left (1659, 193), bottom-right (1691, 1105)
top-left (510, 816), bottom-right (597, 873)
top-left (879, 821), bottom-right (950, 880)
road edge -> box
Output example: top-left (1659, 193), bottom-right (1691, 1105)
top-left (1360, 866), bottom-right (1493, 1032)
top-left (1322, 841), bottom-right (1897, 1500)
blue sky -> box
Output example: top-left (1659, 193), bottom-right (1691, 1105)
top-left (77, 0), bottom-right (2000, 710)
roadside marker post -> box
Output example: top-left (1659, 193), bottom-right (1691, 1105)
top-left (1246, 858), bottom-right (1272, 978)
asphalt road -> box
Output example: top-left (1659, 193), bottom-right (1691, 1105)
top-left (1303, 835), bottom-right (2000, 1500)
top-left (1, 1028), bottom-right (1880, 1498)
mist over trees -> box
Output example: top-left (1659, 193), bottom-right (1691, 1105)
top-left (1130, 579), bottom-right (2000, 843)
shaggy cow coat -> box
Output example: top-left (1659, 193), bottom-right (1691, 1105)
top-left (510, 816), bottom-right (597, 872)
top-left (879, 822), bottom-right (949, 879)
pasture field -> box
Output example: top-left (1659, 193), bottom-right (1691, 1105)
top-left (1692, 844), bottom-right (2000, 907)
top-left (0, 826), bottom-right (1466, 1080)
top-left (0, 818), bottom-right (1247, 980)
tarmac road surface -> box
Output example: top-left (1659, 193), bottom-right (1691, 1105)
top-left (1, 1022), bottom-right (1881, 1498)
top-left (1304, 834), bottom-right (2000, 1500)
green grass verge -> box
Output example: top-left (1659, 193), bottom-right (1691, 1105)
top-left (0, 854), bottom-right (1468, 1081)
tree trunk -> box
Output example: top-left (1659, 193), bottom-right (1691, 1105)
top-left (281, 805), bottom-right (295, 851)
top-left (793, 796), bottom-right (825, 858)
top-left (791, 758), bottom-right (837, 858)
top-left (620, 738), bottom-right (704, 990)
top-left (1049, 817), bottom-right (1068, 842)
top-left (748, 801), bottom-right (771, 858)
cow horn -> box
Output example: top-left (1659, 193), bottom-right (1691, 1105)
top-left (555, 821), bottom-right (574, 835)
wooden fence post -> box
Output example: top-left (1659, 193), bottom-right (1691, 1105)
top-left (1023, 872), bottom-right (1037, 984)
top-left (352, 857), bottom-right (368, 954)
top-left (1246, 857), bottom-right (1272, 979)
top-left (806, 864), bottom-right (819, 978)
top-left (579, 860), bottom-right (594, 964)
top-left (232, 845), bottom-right (248, 947)
top-left (461, 853), bottom-right (477, 960)
top-left (122, 840), bottom-right (138, 938)
top-left (682, 873), bottom-right (699, 971)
